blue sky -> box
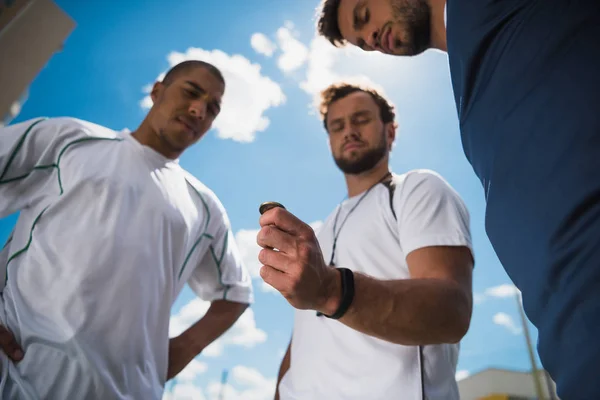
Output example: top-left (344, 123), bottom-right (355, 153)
top-left (1, 0), bottom-right (543, 398)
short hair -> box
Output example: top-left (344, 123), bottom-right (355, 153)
top-left (162, 60), bottom-right (225, 87)
top-left (316, 0), bottom-right (347, 47)
top-left (319, 83), bottom-right (398, 131)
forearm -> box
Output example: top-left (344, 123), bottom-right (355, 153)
top-left (178, 299), bottom-right (248, 354)
top-left (321, 272), bottom-right (472, 346)
top-left (274, 341), bottom-right (291, 400)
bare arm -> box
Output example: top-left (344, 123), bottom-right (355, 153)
top-left (167, 299), bottom-right (248, 379)
top-left (274, 339), bottom-right (292, 400)
top-left (320, 245), bottom-right (473, 345)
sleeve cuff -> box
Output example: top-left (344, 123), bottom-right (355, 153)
top-left (403, 234), bottom-right (474, 262)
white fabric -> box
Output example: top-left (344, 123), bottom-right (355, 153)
top-left (278, 170), bottom-right (472, 400)
top-left (0, 117), bottom-right (253, 399)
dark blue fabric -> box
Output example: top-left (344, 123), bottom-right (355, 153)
top-left (446, 0), bottom-right (600, 398)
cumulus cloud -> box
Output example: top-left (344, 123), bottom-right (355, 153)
top-left (163, 383), bottom-right (206, 400)
top-left (485, 284), bottom-right (520, 298)
top-left (234, 221), bottom-right (323, 293)
top-left (251, 33), bottom-right (277, 57)
top-left (177, 359), bottom-right (208, 382)
top-left (493, 312), bottom-right (522, 335)
top-left (475, 283), bottom-right (521, 305)
top-left (206, 366), bottom-right (276, 400)
top-left (275, 23), bottom-right (309, 73)
top-left (141, 47), bottom-right (285, 143)
top-left (169, 298), bottom-right (267, 357)
top-left (455, 370), bottom-right (470, 381)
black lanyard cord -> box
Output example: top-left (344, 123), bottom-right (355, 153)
top-left (328, 172), bottom-right (392, 266)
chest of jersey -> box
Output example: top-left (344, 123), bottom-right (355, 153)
top-left (24, 136), bottom-right (210, 290)
top-left (317, 192), bottom-right (410, 280)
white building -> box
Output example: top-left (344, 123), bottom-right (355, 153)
top-left (458, 368), bottom-right (559, 400)
top-left (0, 0), bottom-right (75, 124)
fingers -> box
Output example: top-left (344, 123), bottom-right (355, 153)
top-left (260, 265), bottom-right (288, 293)
top-left (257, 224), bottom-right (297, 254)
top-left (258, 248), bottom-right (291, 273)
top-left (0, 325), bottom-right (23, 362)
top-left (259, 207), bottom-right (314, 239)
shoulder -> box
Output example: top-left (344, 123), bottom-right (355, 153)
top-left (182, 170), bottom-right (229, 218)
top-left (49, 117), bottom-right (121, 140)
top-left (6, 116), bottom-right (121, 140)
top-left (393, 169), bottom-right (457, 194)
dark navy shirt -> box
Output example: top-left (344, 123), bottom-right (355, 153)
top-left (446, 0), bottom-right (600, 397)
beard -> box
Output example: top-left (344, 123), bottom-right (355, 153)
top-left (391, 0), bottom-right (432, 56)
top-left (334, 135), bottom-right (388, 175)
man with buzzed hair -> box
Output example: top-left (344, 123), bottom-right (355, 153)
top-left (314, 1), bottom-right (600, 398)
top-left (0, 60), bottom-right (253, 399)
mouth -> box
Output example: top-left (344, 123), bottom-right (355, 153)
top-left (343, 142), bottom-right (364, 152)
top-left (380, 25), bottom-right (395, 53)
top-left (177, 117), bottom-right (197, 136)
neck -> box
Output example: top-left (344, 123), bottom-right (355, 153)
top-left (131, 118), bottom-right (179, 159)
top-left (429, 0), bottom-right (447, 51)
top-left (344, 161), bottom-right (391, 198)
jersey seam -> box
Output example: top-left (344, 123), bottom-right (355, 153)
top-left (0, 118), bottom-right (47, 182)
top-left (178, 179), bottom-right (212, 281)
top-left (3, 135), bottom-right (123, 284)
top-left (209, 231), bottom-right (232, 300)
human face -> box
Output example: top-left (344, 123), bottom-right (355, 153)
top-left (148, 67), bottom-right (224, 157)
top-left (326, 91), bottom-right (394, 175)
top-left (337, 0), bottom-right (431, 56)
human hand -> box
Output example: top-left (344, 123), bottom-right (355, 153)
top-left (256, 207), bottom-right (341, 315)
top-left (0, 325), bottom-right (23, 362)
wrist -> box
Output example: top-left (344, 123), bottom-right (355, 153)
top-left (318, 268), bottom-right (342, 316)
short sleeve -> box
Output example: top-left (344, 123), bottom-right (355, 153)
top-left (187, 196), bottom-right (254, 304)
top-left (395, 170), bottom-right (473, 258)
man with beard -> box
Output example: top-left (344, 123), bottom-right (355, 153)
top-left (314, 1), bottom-right (600, 398)
top-left (258, 83), bottom-right (474, 400)
top-left (0, 60), bottom-right (253, 399)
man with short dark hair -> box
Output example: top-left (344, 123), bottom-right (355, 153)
top-left (262, 82), bottom-right (474, 400)
top-left (0, 60), bottom-right (253, 399)
top-left (314, 1), bottom-right (600, 398)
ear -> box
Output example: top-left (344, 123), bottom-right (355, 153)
top-left (385, 122), bottom-right (396, 151)
top-left (150, 82), bottom-right (165, 104)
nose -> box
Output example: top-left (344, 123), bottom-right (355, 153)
top-left (189, 100), bottom-right (207, 120)
top-left (365, 27), bottom-right (380, 50)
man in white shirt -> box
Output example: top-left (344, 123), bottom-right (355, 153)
top-left (257, 83), bottom-right (474, 400)
top-left (0, 60), bottom-right (253, 399)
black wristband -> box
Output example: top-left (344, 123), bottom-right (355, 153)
top-left (317, 267), bottom-right (355, 319)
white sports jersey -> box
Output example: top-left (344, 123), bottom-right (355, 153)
top-left (0, 117), bottom-right (253, 399)
top-left (278, 170), bottom-right (472, 400)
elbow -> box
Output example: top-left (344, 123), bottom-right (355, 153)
top-left (445, 294), bottom-right (472, 343)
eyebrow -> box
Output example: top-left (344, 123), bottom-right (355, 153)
top-left (185, 80), bottom-right (221, 113)
top-left (329, 109), bottom-right (372, 126)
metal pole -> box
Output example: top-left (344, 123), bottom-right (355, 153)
top-left (218, 369), bottom-right (229, 400)
top-left (516, 291), bottom-right (546, 399)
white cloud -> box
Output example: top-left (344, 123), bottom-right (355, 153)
top-left (206, 366), bottom-right (276, 400)
top-left (169, 298), bottom-right (267, 357)
top-left (493, 312), bottom-right (522, 335)
top-left (251, 33), bottom-right (277, 57)
top-left (474, 283), bottom-right (521, 305)
top-left (275, 23), bottom-right (309, 73)
top-left (141, 47), bottom-right (285, 143)
top-left (177, 359), bottom-right (208, 382)
top-left (234, 221), bottom-right (323, 293)
top-left (455, 370), bottom-right (470, 381)
top-left (485, 284), bottom-right (520, 298)
top-left (163, 383), bottom-right (206, 400)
